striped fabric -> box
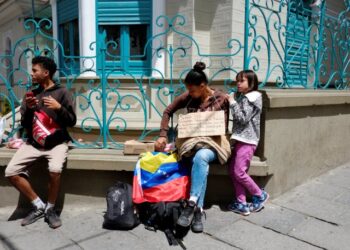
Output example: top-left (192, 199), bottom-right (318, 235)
top-left (132, 152), bottom-right (190, 204)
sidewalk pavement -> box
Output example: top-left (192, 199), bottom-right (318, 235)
top-left (1, 162), bottom-right (350, 250)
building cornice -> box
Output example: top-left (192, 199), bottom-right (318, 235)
top-left (0, 0), bottom-right (23, 27)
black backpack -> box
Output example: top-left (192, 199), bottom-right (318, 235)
top-left (103, 182), bottom-right (140, 230)
top-left (137, 201), bottom-right (190, 248)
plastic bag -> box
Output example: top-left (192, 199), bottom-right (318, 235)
top-left (0, 117), bottom-right (5, 144)
top-left (7, 138), bottom-right (24, 149)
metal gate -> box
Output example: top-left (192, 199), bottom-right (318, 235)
top-left (0, 0), bottom-right (349, 148)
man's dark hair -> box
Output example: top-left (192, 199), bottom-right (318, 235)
top-left (32, 56), bottom-right (57, 79)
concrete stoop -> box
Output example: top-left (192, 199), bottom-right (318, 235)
top-left (0, 147), bottom-right (271, 176)
top-left (0, 147), bottom-right (272, 208)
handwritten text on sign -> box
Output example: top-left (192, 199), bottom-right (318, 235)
top-left (177, 111), bottom-right (225, 138)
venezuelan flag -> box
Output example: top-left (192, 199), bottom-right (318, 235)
top-left (133, 152), bottom-right (190, 204)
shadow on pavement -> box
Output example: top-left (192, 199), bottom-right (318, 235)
top-left (0, 233), bottom-right (18, 250)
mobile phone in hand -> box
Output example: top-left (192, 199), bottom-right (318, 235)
top-left (26, 92), bottom-right (34, 98)
top-left (25, 91), bottom-right (38, 110)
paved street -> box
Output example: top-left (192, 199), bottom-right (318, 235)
top-left (1, 162), bottom-right (350, 250)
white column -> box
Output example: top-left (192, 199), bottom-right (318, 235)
top-left (152, 0), bottom-right (166, 78)
top-left (50, 0), bottom-right (59, 70)
top-left (79, 0), bottom-right (96, 76)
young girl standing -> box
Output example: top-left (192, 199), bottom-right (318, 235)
top-left (228, 70), bottom-right (269, 216)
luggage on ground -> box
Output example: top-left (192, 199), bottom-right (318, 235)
top-left (137, 201), bottom-right (189, 248)
top-left (103, 181), bottom-right (140, 230)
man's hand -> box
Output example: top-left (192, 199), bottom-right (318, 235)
top-left (25, 96), bottom-right (39, 109)
top-left (43, 95), bottom-right (61, 110)
top-left (155, 137), bottom-right (167, 152)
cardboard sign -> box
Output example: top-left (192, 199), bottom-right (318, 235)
top-left (177, 111), bottom-right (225, 138)
top-left (124, 140), bottom-right (155, 155)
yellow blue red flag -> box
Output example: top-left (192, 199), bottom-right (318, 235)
top-left (133, 152), bottom-right (190, 203)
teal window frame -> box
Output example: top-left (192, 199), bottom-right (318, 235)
top-left (58, 19), bottom-right (80, 57)
top-left (96, 0), bottom-right (152, 76)
top-left (97, 24), bottom-right (151, 75)
top-left (57, 0), bottom-right (80, 75)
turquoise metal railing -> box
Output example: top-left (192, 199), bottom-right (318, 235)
top-left (245, 0), bottom-right (349, 88)
top-left (0, 1), bottom-right (349, 148)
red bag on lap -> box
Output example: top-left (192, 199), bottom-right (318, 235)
top-left (32, 110), bottom-right (60, 147)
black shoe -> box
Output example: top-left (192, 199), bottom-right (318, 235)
top-left (21, 207), bottom-right (45, 226)
top-left (45, 208), bottom-right (62, 229)
top-left (177, 200), bottom-right (196, 227)
top-left (191, 208), bottom-right (205, 233)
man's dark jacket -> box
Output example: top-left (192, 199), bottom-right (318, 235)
top-left (21, 84), bottom-right (77, 149)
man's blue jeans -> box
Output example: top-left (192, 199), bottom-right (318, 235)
top-left (189, 148), bottom-right (217, 208)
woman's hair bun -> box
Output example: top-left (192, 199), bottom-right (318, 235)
top-left (193, 61), bottom-right (206, 71)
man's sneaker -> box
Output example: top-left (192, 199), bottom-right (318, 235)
top-left (45, 208), bottom-right (62, 229)
top-left (228, 201), bottom-right (250, 216)
top-left (21, 207), bottom-right (45, 226)
top-left (191, 208), bottom-right (205, 233)
top-left (177, 200), bottom-right (196, 227)
top-left (250, 190), bottom-right (269, 212)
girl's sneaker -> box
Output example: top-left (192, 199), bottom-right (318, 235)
top-left (228, 201), bottom-right (250, 216)
top-left (250, 190), bottom-right (269, 212)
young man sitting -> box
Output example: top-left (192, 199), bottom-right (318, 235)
top-left (5, 56), bottom-right (76, 228)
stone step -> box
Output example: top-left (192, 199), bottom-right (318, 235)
top-left (0, 147), bottom-right (272, 176)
